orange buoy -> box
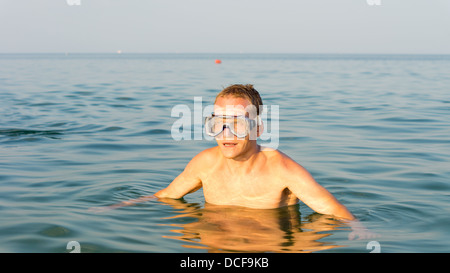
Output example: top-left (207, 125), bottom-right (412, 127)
top-left (215, 59), bottom-right (222, 64)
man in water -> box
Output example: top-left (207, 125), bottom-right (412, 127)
top-left (93, 84), bottom-right (375, 239)
top-left (158, 84), bottom-right (357, 220)
top-left (111, 85), bottom-right (353, 217)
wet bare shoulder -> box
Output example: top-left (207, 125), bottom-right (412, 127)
top-left (188, 147), bottom-right (220, 178)
top-left (261, 147), bottom-right (293, 166)
top-left (263, 149), bottom-right (311, 185)
top-left (195, 146), bottom-right (220, 164)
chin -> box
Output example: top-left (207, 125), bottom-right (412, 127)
top-left (219, 147), bottom-right (239, 159)
top-left (217, 142), bottom-right (241, 158)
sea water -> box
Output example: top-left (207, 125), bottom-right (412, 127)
top-left (0, 53), bottom-right (449, 252)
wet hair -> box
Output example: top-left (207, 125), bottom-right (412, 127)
top-left (214, 84), bottom-right (263, 115)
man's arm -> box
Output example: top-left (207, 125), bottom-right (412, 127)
top-left (154, 148), bottom-right (213, 199)
top-left (88, 195), bottom-right (158, 213)
top-left (282, 156), bottom-right (380, 240)
top-left (281, 156), bottom-right (355, 220)
top-left (89, 150), bottom-right (206, 213)
top-left (154, 154), bottom-right (203, 199)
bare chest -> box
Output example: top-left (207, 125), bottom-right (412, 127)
top-left (202, 173), bottom-right (297, 209)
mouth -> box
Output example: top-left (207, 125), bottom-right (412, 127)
top-left (222, 142), bottom-right (238, 147)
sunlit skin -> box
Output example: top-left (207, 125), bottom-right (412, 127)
top-left (90, 95), bottom-right (378, 240)
top-left (155, 96), bottom-right (355, 218)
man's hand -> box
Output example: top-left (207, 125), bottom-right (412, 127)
top-left (347, 220), bottom-right (380, 240)
top-left (88, 195), bottom-right (156, 213)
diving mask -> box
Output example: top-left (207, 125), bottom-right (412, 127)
top-left (204, 114), bottom-right (259, 138)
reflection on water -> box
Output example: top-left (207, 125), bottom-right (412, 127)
top-left (159, 200), bottom-right (347, 253)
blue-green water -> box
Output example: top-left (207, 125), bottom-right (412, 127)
top-left (0, 53), bottom-right (449, 253)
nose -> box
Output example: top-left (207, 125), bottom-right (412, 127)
top-left (222, 126), bottom-right (235, 139)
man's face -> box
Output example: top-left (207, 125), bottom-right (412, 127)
top-left (213, 96), bottom-right (259, 160)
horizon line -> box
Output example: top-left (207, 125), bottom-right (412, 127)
top-left (1, 52), bottom-right (450, 56)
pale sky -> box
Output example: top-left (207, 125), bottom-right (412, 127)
top-left (1, 0), bottom-right (450, 54)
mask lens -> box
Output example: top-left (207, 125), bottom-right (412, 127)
top-left (212, 117), bottom-right (224, 134)
top-left (205, 116), bottom-right (221, 136)
top-left (233, 117), bottom-right (248, 137)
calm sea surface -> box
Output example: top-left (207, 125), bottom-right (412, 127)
top-left (0, 53), bottom-right (449, 253)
